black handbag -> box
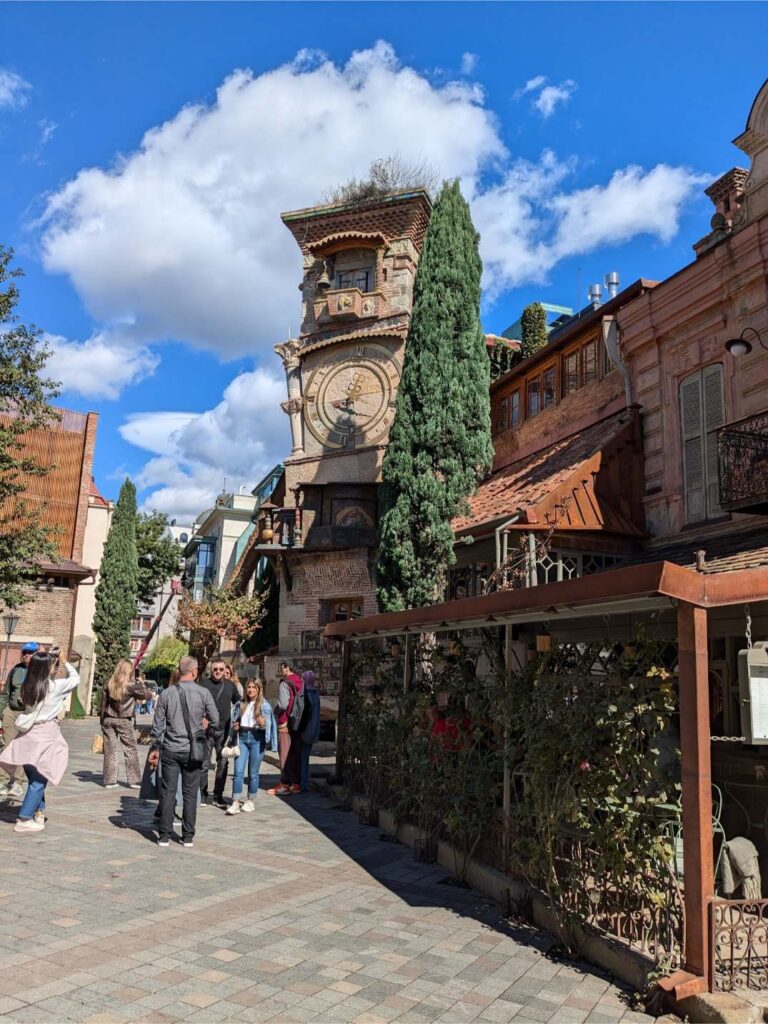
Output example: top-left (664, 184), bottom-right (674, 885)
top-left (178, 686), bottom-right (207, 763)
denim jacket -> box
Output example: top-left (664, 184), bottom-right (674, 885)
top-left (230, 698), bottom-right (278, 752)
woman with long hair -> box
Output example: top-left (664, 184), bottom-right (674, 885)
top-left (100, 659), bottom-right (149, 788)
top-left (0, 647), bottom-right (80, 834)
top-left (223, 663), bottom-right (243, 698)
top-left (226, 678), bottom-right (277, 815)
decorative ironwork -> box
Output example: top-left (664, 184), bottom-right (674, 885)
top-left (711, 898), bottom-right (768, 991)
top-left (718, 412), bottom-right (768, 514)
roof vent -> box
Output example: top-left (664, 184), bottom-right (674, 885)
top-left (587, 283), bottom-right (602, 306)
top-left (604, 272), bottom-right (620, 299)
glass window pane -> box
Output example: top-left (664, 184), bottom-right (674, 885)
top-left (510, 391), bottom-right (520, 426)
top-left (542, 367), bottom-right (555, 408)
top-left (583, 341), bottom-right (597, 383)
top-left (527, 379), bottom-right (540, 417)
top-left (564, 352), bottom-right (579, 395)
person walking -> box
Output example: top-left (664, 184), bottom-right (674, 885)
top-left (0, 647), bottom-right (81, 833)
top-left (149, 656), bottom-right (218, 848)
top-left (268, 661), bottom-right (305, 796)
top-left (226, 678), bottom-right (277, 815)
top-left (300, 670), bottom-right (321, 793)
top-left (0, 642), bottom-right (39, 800)
top-left (100, 659), bottom-right (149, 789)
top-left (199, 659), bottom-right (240, 808)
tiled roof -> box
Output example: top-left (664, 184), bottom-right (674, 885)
top-left (38, 559), bottom-right (95, 576)
top-left (626, 525), bottom-right (768, 575)
top-left (88, 477), bottom-right (110, 508)
top-left (453, 411), bottom-right (640, 536)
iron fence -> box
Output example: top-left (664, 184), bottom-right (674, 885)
top-left (711, 898), bottom-right (768, 991)
top-left (718, 412), bottom-right (768, 513)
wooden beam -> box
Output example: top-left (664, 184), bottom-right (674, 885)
top-left (333, 639), bottom-right (351, 783)
top-left (677, 601), bottom-right (714, 981)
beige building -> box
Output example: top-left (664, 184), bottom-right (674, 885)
top-left (183, 492), bottom-right (256, 601)
top-left (71, 480), bottom-right (113, 710)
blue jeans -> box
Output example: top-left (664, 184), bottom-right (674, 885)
top-left (300, 742), bottom-right (313, 792)
top-left (19, 765), bottom-right (47, 819)
top-left (232, 730), bottom-right (265, 799)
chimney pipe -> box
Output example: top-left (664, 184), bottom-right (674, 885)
top-left (604, 271), bottom-right (620, 299)
top-left (587, 283), bottom-right (602, 306)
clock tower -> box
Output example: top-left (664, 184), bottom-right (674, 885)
top-left (267, 189), bottom-right (431, 679)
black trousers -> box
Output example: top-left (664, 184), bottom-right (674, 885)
top-left (200, 728), bottom-right (229, 800)
top-left (159, 749), bottom-right (202, 842)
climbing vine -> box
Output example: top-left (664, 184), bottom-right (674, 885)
top-left (343, 634), bottom-right (681, 956)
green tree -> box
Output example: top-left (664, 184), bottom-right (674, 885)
top-left (376, 180), bottom-right (493, 612)
top-left (520, 302), bottom-right (548, 361)
top-left (0, 247), bottom-right (60, 608)
top-left (136, 511), bottom-right (181, 605)
top-left (489, 339), bottom-right (520, 381)
top-left (142, 635), bottom-right (188, 673)
top-left (93, 479), bottom-right (138, 697)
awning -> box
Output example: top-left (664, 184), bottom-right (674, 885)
top-left (324, 561), bottom-right (768, 639)
top-left (453, 409), bottom-right (644, 538)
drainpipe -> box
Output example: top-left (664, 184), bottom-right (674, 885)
top-left (602, 315), bottom-right (634, 406)
top-left (493, 511), bottom-right (523, 826)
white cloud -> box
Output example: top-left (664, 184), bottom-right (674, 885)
top-left (39, 44), bottom-right (704, 363)
top-left (461, 52), bottom-right (478, 75)
top-left (0, 68), bottom-right (31, 109)
top-left (45, 330), bottom-right (160, 400)
top-left (549, 164), bottom-right (709, 256)
top-left (534, 81), bottom-right (577, 118)
top-left (40, 41), bottom-right (503, 360)
top-left (513, 75), bottom-right (546, 100)
top-left (120, 368), bottom-right (288, 520)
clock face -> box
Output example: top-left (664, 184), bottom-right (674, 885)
top-left (304, 342), bottom-right (401, 450)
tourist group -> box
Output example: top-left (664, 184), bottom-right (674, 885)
top-left (0, 647), bottom-right (321, 845)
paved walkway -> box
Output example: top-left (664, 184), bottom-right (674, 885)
top-left (0, 722), bottom-right (652, 1024)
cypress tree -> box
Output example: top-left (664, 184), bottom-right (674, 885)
top-left (520, 302), bottom-right (548, 360)
top-left (376, 181), bottom-right (493, 612)
top-left (93, 478), bottom-right (138, 698)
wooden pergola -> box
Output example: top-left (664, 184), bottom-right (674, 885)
top-left (325, 560), bottom-right (768, 997)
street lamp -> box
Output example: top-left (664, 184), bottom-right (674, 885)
top-left (724, 327), bottom-right (768, 358)
top-left (1, 611), bottom-right (20, 688)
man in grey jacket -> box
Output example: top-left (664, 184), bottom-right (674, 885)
top-left (149, 656), bottom-right (219, 848)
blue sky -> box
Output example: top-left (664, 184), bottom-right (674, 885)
top-left (1, 2), bottom-right (766, 521)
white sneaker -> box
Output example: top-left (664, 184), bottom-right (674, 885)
top-left (241, 799), bottom-right (255, 813)
top-left (226, 800), bottom-right (241, 815)
top-left (104, 783), bottom-right (119, 789)
top-left (14, 818), bottom-right (44, 834)
top-left (8, 782), bottom-right (24, 799)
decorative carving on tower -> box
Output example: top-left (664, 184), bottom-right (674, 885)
top-left (275, 338), bottom-right (304, 455)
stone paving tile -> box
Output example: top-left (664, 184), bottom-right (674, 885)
top-left (0, 723), bottom-right (652, 1023)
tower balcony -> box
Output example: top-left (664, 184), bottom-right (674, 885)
top-left (718, 411), bottom-right (768, 514)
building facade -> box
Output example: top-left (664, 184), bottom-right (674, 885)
top-left (183, 493), bottom-right (256, 601)
top-left (1, 408), bottom-right (99, 699)
top-left (71, 479), bottom-right (113, 709)
top-left (235, 189), bottom-right (431, 690)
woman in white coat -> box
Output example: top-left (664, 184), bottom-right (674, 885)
top-left (0, 647), bottom-right (80, 834)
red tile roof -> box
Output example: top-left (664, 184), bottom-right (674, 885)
top-left (453, 410), bottom-right (642, 537)
top-left (628, 524), bottom-right (768, 575)
top-left (88, 478), bottom-right (110, 508)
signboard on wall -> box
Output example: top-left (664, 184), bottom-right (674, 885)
top-left (738, 641), bottom-right (768, 745)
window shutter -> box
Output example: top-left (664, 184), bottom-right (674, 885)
top-left (680, 373), bottom-right (705, 522)
top-left (702, 363), bottom-right (725, 516)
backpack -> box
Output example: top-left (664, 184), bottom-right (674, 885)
top-left (287, 679), bottom-right (309, 734)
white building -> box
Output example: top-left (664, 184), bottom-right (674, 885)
top-left (72, 480), bottom-right (113, 711)
top-left (183, 492), bottom-right (256, 601)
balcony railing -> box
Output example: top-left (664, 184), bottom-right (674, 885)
top-left (718, 412), bottom-right (768, 514)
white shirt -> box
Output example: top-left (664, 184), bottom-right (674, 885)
top-left (16, 663), bottom-right (80, 732)
top-left (240, 700), bottom-right (258, 728)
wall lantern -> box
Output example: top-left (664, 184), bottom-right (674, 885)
top-left (724, 327), bottom-right (767, 358)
